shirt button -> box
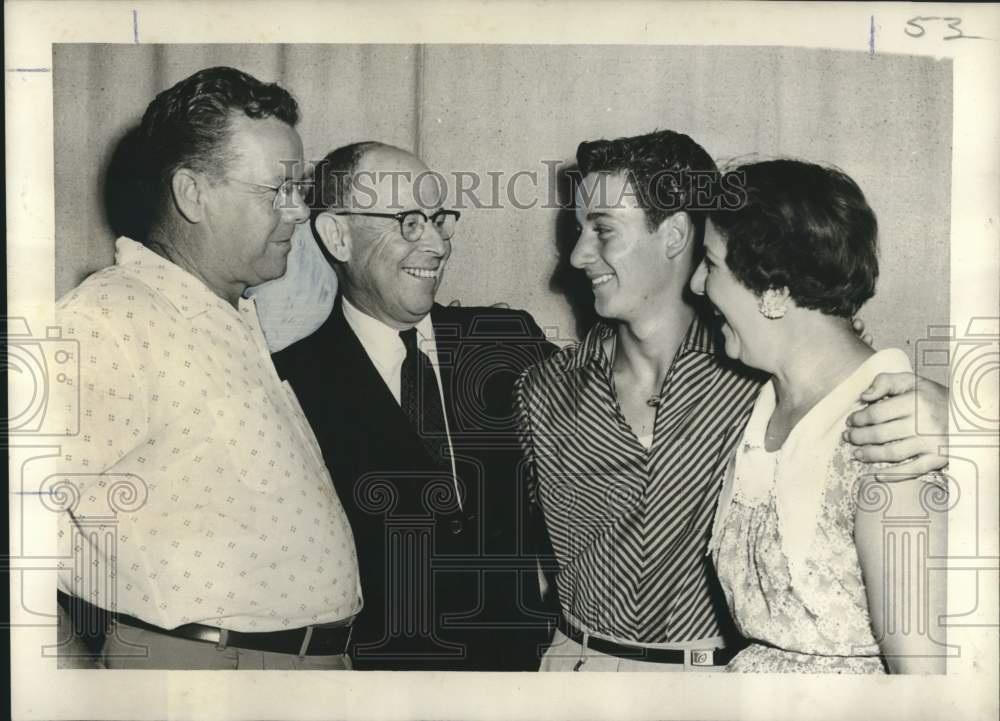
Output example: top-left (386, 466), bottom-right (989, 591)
top-left (449, 519), bottom-right (463, 535)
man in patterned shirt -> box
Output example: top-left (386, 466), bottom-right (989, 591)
top-left (515, 129), bottom-right (950, 671)
top-left (55, 66), bottom-right (362, 669)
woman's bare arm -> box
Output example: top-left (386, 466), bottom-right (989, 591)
top-left (855, 474), bottom-right (948, 673)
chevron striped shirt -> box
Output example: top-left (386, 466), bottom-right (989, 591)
top-left (515, 315), bottom-right (763, 643)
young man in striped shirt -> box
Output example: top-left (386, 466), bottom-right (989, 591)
top-left (514, 129), bottom-right (949, 671)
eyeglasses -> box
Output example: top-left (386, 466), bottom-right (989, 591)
top-left (335, 209), bottom-right (461, 242)
top-left (224, 176), bottom-right (311, 211)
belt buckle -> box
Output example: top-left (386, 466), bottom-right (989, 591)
top-left (297, 626), bottom-right (315, 658)
top-left (690, 649), bottom-right (715, 667)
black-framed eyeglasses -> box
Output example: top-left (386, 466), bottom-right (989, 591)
top-left (335, 209), bottom-right (461, 242)
top-left (224, 176), bottom-right (311, 211)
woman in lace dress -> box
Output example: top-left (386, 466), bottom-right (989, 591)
top-left (689, 159), bottom-right (947, 673)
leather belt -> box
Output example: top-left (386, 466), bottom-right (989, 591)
top-left (558, 616), bottom-right (737, 666)
top-left (115, 613), bottom-right (353, 656)
top-left (60, 592), bottom-right (352, 656)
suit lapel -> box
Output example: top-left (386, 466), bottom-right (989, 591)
top-left (323, 301), bottom-right (426, 463)
top-left (329, 301), bottom-right (399, 413)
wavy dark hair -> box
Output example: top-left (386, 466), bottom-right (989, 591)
top-left (709, 159), bottom-right (879, 318)
top-left (576, 129), bottom-right (718, 249)
top-left (135, 66), bottom-right (299, 236)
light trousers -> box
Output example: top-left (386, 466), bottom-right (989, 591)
top-left (101, 620), bottom-right (352, 670)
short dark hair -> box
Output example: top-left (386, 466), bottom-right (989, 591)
top-left (708, 159), bottom-right (879, 318)
top-left (576, 129), bottom-right (718, 247)
top-left (309, 141), bottom-right (385, 216)
top-left (137, 66), bottom-right (299, 234)
top-left (308, 141), bottom-right (387, 267)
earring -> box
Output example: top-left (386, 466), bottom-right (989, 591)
top-left (758, 287), bottom-right (790, 319)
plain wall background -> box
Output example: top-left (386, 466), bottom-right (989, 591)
top-left (54, 44), bottom-right (951, 378)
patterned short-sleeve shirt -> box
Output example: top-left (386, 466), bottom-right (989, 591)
top-left (55, 237), bottom-right (361, 632)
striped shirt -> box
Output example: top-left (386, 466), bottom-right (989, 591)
top-left (515, 315), bottom-right (763, 643)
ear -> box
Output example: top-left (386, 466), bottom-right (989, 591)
top-left (314, 211), bottom-right (353, 262)
top-left (170, 168), bottom-right (206, 224)
top-left (658, 211), bottom-right (693, 260)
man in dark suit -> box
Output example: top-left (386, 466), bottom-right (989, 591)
top-left (272, 142), bottom-right (558, 670)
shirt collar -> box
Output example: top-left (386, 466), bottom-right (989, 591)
top-left (342, 295), bottom-right (436, 362)
top-left (566, 310), bottom-right (719, 374)
top-left (114, 236), bottom-right (237, 319)
top-left (414, 310), bottom-right (435, 344)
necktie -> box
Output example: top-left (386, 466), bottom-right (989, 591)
top-left (399, 328), bottom-right (449, 468)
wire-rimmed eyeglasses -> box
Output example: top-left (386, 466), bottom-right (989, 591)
top-left (224, 176), bottom-right (311, 211)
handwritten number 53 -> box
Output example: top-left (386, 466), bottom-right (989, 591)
top-left (905, 17), bottom-right (985, 41)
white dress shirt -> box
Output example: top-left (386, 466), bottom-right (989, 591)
top-left (56, 237), bottom-right (362, 632)
top-left (340, 296), bottom-right (461, 507)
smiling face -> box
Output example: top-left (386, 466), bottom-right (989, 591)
top-left (341, 146), bottom-right (451, 329)
top-left (203, 114), bottom-right (308, 290)
top-left (690, 220), bottom-right (770, 365)
top-left (571, 171), bottom-right (680, 323)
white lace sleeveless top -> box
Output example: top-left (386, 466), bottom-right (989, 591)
top-left (709, 349), bottom-right (947, 668)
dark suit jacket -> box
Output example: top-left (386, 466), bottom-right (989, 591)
top-left (273, 300), bottom-right (558, 670)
